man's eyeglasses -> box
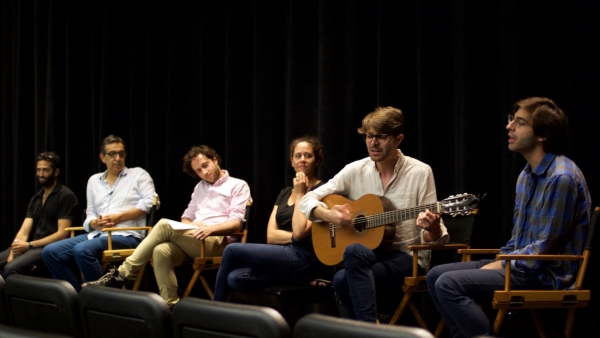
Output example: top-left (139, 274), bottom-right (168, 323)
top-left (508, 114), bottom-right (530, 128)
top-left (363, 133), bottom-right (392, 143)
top-left (105, 151), bottom-right (127, 158)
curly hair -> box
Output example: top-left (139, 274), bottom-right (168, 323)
top-left (182, 145), bottom-right (222, 179)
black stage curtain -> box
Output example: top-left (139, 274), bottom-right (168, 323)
top-left (2, 0), bottom-right (599, 333)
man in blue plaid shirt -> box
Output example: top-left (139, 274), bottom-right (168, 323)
top-left (426, 97), bottom-right (592, 338)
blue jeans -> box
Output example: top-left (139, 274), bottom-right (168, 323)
top-left (427, 259), bottom-right (543, 338)
top-left (213, 242), bottom-right (318, 301)
top-left (42, 234), bottom-right (141, 292)
top-left (333, 244), bottom-right (415, 322)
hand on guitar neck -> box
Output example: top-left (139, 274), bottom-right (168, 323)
top-left (416, 209), bottom-right (442, 242)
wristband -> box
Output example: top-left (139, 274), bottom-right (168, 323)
top-left (28, 242), bottom-right (33, 250)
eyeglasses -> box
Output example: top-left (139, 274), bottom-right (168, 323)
top-left (508, 114), bottom-right (530, 128)
top-left (105, 151), bottom-right (127, 158)
top-left (38, 153), bottom-right (53, 161)
top-left (363, 133), bottom-right (392, 143)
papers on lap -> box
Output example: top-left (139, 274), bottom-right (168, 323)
top-left (166, 219), bottom-right (198, 230)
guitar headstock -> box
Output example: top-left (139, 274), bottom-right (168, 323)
top-left (440, 193), bottom-right (483, 216)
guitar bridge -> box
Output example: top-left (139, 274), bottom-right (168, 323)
top-left (329, 223), bottom-right (336, 248)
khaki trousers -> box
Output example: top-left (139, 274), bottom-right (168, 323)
top-left (118, 218), bottom-right (226, 306)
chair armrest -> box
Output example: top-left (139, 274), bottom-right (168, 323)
top-left (458, 248), bottom-right (501, 255)
top-left (407, 243), bottom-right (468, 251)
top-left (101, 227), bottom-right (152, 232)
top-left (64, 226), bottom-right (85, 238)
top-left (496, 254), bottom-right (583, 261)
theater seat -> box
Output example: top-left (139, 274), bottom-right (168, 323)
top-left (4, 274), bottom-right (82, 337)
top-left (293, 313), bottom-right (434, 338)
top-left (79, 285), bottom-right (172, 338)
top-left (0, 275), bottom-right (9, 325)
top-left (0, 324), bottom-right (72, 338)
top-left (172, 297), bottom-right (291, 338)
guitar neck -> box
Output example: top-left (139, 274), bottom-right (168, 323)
top-left (361, 202), bottom-right (440, 229)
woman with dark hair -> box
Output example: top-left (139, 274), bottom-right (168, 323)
top-left (213, 135), bottom-right (325, 301)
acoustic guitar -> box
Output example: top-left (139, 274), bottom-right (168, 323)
top-left (312, 193), bottom-right (481, 266)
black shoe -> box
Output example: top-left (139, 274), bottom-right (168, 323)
top-left (81, 268), bottom-right (125, 288)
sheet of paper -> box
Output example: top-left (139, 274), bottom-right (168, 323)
top-left (165, 219), bottom-right (198, 230)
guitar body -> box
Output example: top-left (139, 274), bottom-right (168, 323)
top-left (312, 194), bottom-right (391, 266)
top-left (311, 192), bottom-right (481, 266)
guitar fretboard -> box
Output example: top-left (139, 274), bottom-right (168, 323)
top-left (355, 202), bottom-right (441, 229)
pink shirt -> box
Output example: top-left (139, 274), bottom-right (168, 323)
top-left (181, 170), bottom-right (251, 241)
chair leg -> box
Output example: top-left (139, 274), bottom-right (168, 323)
top-left (564, 308), bottom-right (577, 338)
top-left (131, 263), bottom-right (147, 291)
top-left (409, 300), bottom-right (428, 330)
top-left (183, 269), bottom-right (201, 298)
top-left (389, 290), bottom-right (414, 325)
top-left (530, 309), bottom-right (548, 338)
top-left (493, 308), bottom-right (507, 336)
top-left (434, 318), bottom-right (445, 338)
top-left (200, 275), bottom-right (214, 300)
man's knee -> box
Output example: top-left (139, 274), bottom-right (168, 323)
top-left (333, 269), bottom-right (346, 289)
top-left (42, 243), bottom-right (58, 261)
top-left (152, 242), bottom-right (173, 260)
top-left (427, 264), bottom-right (445, 287)
top-left (2, 262), bottom-right (20, 278)
top-left (343, 243), bottom-right (369, 262)
top-left (153, 219), bottom-right (173, 233)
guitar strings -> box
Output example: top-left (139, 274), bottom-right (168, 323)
top-left (350, 203), bottom-right (438, 229)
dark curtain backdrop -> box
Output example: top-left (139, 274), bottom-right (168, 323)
top-left (2, 0), bottom-right (599, 333)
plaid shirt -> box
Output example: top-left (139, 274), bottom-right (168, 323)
top-left (500, 153), bottom-right (591, 290)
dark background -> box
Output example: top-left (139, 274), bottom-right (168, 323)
top-left (2, 1), bottom-right (599, 335)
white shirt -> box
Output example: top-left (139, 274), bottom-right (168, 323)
top-left (84, 167), bottom-right (158, 239)
top-left (300, 149), bottom-right (448, 270)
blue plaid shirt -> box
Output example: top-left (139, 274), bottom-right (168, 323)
top-left (500, 152), bottom-right (591, 290)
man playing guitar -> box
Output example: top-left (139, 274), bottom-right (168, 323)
top-left (300, 106), bottom-right (448, 322)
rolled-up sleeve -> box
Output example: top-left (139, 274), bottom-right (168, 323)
top-left (135, 170), bottom-right (159, 213)
top-left (228, 182), bottom-right (251, 223)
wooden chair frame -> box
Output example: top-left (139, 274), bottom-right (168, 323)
top-left (389, 210), bottom-right (478, 332)
top-left (490, 206), bottom-right (598, 338)
top-left (182, 200), bottom-right (252, 299)
top-left (64, 195), bottom-right (158, 290)
top-left (454, 206), bottom-right (599, 338)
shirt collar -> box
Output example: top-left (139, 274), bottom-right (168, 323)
top-left (35, 182), bottom-right (63, 198)
top-left (99, 167), bottom-right (129, 180)
top-left (369, 149), bottom-right (405, 173)
top-left (202, 170), bottom-right (230, 187)
top-left (524, 152), bottom-right (556, 177)
top-left (394, 149), bottom-right (406, 174)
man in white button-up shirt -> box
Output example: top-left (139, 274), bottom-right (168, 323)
top-left (43, 135), bottom-right (157, 292)
top-left (300, 106), bottom-right (448, 322)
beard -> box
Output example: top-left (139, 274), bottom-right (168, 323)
top-left (39, 174), bottom-right (56, 188)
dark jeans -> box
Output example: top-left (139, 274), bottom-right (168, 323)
top-left (427, 259), bottom-right (543, 338)
top-left (42, 234), bottom-right (140, 292)
top-left (0, 246), bottom-right (44, 278)
top-left (333, 244), bottom-right (415, 322)
top-left (213, 242), bottom-right (318, 302)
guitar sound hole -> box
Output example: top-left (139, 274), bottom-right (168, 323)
top-left (354, 215), bottom-right (367, 232)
